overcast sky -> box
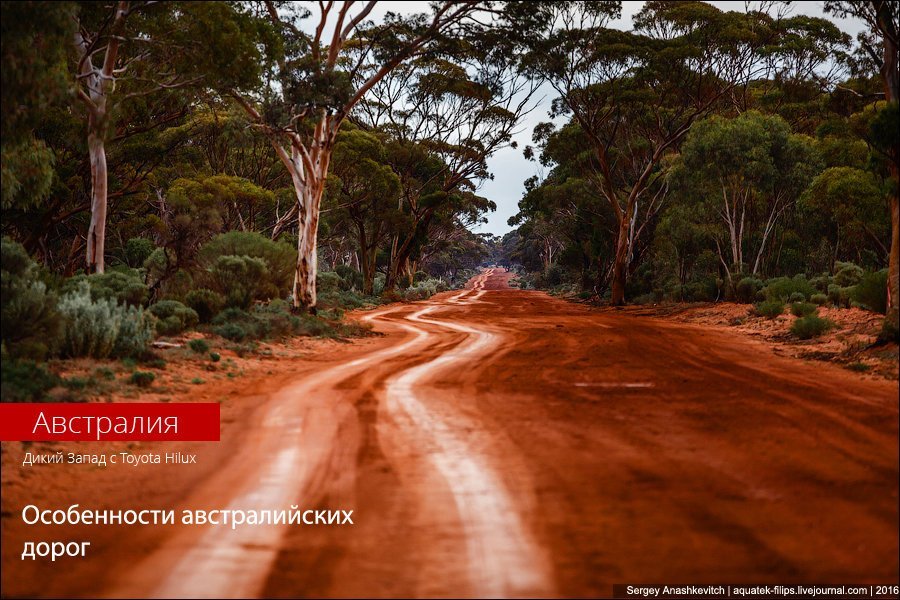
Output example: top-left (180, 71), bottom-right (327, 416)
top-left (303, 1), bottom-right (868, 236)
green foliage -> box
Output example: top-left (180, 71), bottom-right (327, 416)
top-left (1, 238), bottom-right (63, 360)
top-left (63, 269), bottom-right (149, 307)
top-left (1, 359), bottom-right (60, 402)
top-left (197, 231), bottom-right (293, 301)
top-left (788, 291), bottom-right (807, 303)
top-left (184, 288), bottom-right (226, 323)
top-left (148, 300), bottom-right (199, 336)
top-left (827, 283), bottom-right (853, 308)
top-left (123, 238), bottom-right (156, 269)
top-left (790, 315), bottom-right (835, 339)
top-left (754, 300), bottom-right (785, 319)
top-left (850, 270), bottom-right (888, 314)
top-left (128, 371), bottom-right (156, 388)
top-left (208, 255), bottom-right (269, 309)
top-left (113, 305), bottom-right (156, 359)
top-left (833, 261), bottom-right (864, 287)
top-left (790, 302), bottom-right (817, 317)
top-left (58, 283), bottom-right (121, 359)
top-left (402, 278), bottom-right (449, 301)
top-left (810, 293), bottom-right (828, 306)
top-left (762, 275), bottom-right (816, 302)
top-left (209, 352), bottom-right (221, 362)
top-left (1, 137), bottom-right (55, 210)
top-left (188, 338), bottom-right (210, 354)
top-left (334, 264), bottom-right (364, 291)
top-left (735, 277), bottom-right (764, 303)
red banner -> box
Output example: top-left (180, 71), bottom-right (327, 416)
top-left (0, 403), bottom-right (220, 441)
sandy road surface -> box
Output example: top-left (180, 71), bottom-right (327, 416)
top-left (3, 268), bottom-right (898, 598)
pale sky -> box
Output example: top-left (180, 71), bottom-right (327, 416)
top-left (300, 1), bottom-right (868, 236)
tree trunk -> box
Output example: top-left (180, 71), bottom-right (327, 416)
top-left (886, 186), bottom-right (899, 337)
top-left (86, 130), bottom-right (108, 273)
top-left (610, 217), bottom-right (630, 306)
top-left (292, 154), bottom-right (329, 313)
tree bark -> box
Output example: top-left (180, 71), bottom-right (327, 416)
top-left (610, 216), bottom-right (630, 306)
top-left (85, 130), bottom-right (108, 273)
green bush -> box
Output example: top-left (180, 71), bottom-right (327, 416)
top-left (209, 255), bottom-right (268, 309)
top-left (123, 237), bottom-right (155, 269)
top-left (762, 275), bottom-right (816, 302)
top-left (403, 278), bottom-right (449, 301)
top-left (790, 302), bottom-right (817, 317)
top-left (754, 300), bottom-right (785, 319)
top-left (735, 277), bottom-right (764, 303)
top-left (809, 274), bottom-right (832, 292)
top-left (850, 269), bottom-right (888, 314)
top-left (198, 232), bottom-right (294, 300)
top-left (148, 300), bottom-right (198, 336)
top-left (184, 288), bottom-right (225, 323)
top-left (827, 283), bottom-right (853, 308)
top-left (188, 338), bottom-right (210, 354)
top-left (788, 291), bottom-right (807, 303)
top-left (790, 314), bottom-right (836, 339)
top-left (334, 264), bottom-right (364, 291)
top-left (1, 359), bottom-right (60, 402)
top-left (316, 270), bottom-right (342, 294)
top-left (209, 352), bottom-right (221, 362)
top-left (1, 237), bottom-right (63, 360)
top-left (833, 261), bottom-right (864, 287)
top-left (58, 283), bottom-right (122, 358)
top-left (128, 370), bottom-right (156, 388)
top-left (214, 322), bottom-right (247, 342)
top-left (113, 304), bottom-right (156, 358)
top-left (810, 293), bottom-right (828, 306)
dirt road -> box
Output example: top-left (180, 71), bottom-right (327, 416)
top-left (4, 268), bottom-right (898, 598)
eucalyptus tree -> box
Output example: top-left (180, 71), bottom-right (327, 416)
top-left (230, 1), bottom-right (492, 312)
top-left (519, 1), bottom-right (783, 304)
top-left (71, 1), bottom-right (260, 273)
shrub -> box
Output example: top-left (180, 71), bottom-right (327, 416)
top-left (58, 283), bottom-right (122, 358)
top-left (316, 270), bottom-right (342, 294)
top-left (827, 284), bottom-right (853, 308)
top-left (788, 291), bottom-right (807, 303)
top-left (148, 300), bottom-right (198, 336)
top-left (790, 314), bottom-right (836, 339)
top-left (762, 275), bottom-right (815, 302)
top-left (735, 277), bottom-right (763, 303)
top-left (403, 278), bottom-right (448, 301)
top-left (209, 352), bottom-right (221, 362)
top-left (214, 322), bottom-right (248, 342)
top-left (1, 359), bottom-right (60, 402)
top-left (833, 261), bottom-right (864, 287)
top-left (809, 274), bottom-right (832, 292)
top-left (850, 269), bottom-right (888, 314)
top-left (334, 264), bottom-right (363, 291)
top-left (754, 300), bottom-right (785, 319)
top-left (197, 232), bottom-right (294, 299)
top-left (810, 293), bottom-right (828, 306)
top-left (113, 304), bottom-right (156, 358)
top-left (88, 269), bottom-right (149, 306)
top-left (184, 288), bottom-right (225, 323)
top-left (1, 237), bottom-right (63, 360)
top-left (123, 237), bottom-right (155, 269)
top-left (209, 255), bottom-right (268, 309)
top-left (128, 371), bottom-right (156, 388)
top-left (188, 338), bottom-right (210, 354)
top-left (790, 302), bottom-right (817, 317)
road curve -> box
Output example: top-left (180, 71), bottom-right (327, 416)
top-left (8, 268), bottom-right (896, 598)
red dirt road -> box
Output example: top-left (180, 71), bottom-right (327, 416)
top-left (3, 268), bottom-right (898, 598)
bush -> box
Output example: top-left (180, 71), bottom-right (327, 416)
top-left (790, 315), bottom-right (836, 339)
top-left (403, 278), bottom-right (448, 301)
top-left (123, 237), bottom-right (155, 269)
top-left (833, 261), bottom-right (864, 287)
top-left (334, 264), bottom-right (364, 291)
top-left (788, 291), bottom-right (807, 303)
top-left (58, 283), bottom-right (122, 358)
top-left (214, 322), bottom-right (248, 342)
top-left (184, 288), bottom-right (225, 323)
top-left (1, 237), bottom-right (63, 360)
top-left (316, 270), bottom-right (342, 294)
top-left (113, 305), bottom-right (156, 358)
top-left (148, 300), bottom-right (198, 336)
top-left (198, 232), bottom-right (294, 300)
top-left (762, 275), bottom-right (815, 302)
top-left (209, 352), bottom-right (221, 362)
top-left (754, 300), bottom-right (785, 319)
top-left (89, 269), bottom-right (149, 306)
top-left (735, 277), bottom-right (764, 303)
top-left (128, 371), bottom-right (156, 388)
top-left (209, 255), bottom-right (268, 309)
top-left (1, 359), bottom-right (60, 402)
top-left (790, 302), bottom-right (817, 317)
top-left (809, 274), bottom-right (832, 292)
top-left (810, 293), bottom-right (828, 306)
top-left (850, 269), bottom-right (888, 314)
top-left (827, 284), bottom-right (852, 308)
top-left (188, 338), bottom-right (210, 354)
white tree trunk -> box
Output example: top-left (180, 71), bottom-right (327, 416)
top-left (86, 130), bottom-right (108, 273)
